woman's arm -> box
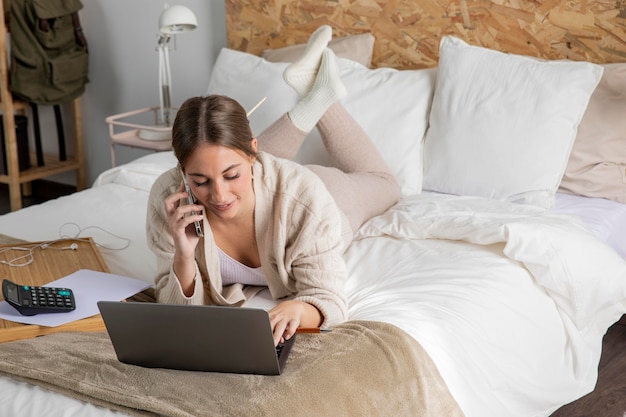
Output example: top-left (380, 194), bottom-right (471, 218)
top-left (165, 182), bottom-right (203, 296)
top-left (146, 169), bottom-right (205, 303)
top-left (263, 180), bottom-right (349, 343)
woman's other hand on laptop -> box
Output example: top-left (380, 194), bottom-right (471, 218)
top-left (269, 300), bottom-right (322, 346)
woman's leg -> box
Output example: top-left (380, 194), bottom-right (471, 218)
top-left (257, 47), bottom-right (346, 159)
top-left (260, 27), bottom-right (399, 232)
top-left (288, 39), bottom-right (399, 232)
top-left (256, 114), bottom-right (308, 160)
top-left (306, 103), bottom-right (400, 233)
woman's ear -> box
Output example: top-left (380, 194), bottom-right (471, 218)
top-left (250, 137), bottom-right (258, 154)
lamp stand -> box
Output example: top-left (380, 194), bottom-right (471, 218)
top-left (138, 34), bottom-right (174, 141)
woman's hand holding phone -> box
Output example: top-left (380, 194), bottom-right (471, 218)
top-left (163, 178), bottom-right (205, 295)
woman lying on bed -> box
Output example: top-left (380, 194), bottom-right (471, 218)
top-left (146, 26), bottom-right (399, 345)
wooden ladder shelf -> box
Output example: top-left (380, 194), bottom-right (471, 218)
top-left (0, 0), bottom-right (86, 211)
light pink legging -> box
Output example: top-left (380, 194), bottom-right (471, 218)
top-left (257, 102), bottom-right (400, 234)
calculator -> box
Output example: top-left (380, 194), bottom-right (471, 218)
top-left (2, 279), bottom-right (76, 316)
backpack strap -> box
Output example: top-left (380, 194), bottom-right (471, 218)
top-left (71, 12), bottom-right (87, 49)
top-left (30, 103), bottom-right (44, 167)
top-left (37, 17), bottom-right (48, 32)
top-left (30, 103), bottom-right (68, 164)
top-left (53, 104), bottom-right (66, 161)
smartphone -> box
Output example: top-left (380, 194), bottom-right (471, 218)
top-left (180, 169), bottom-right (204, 237)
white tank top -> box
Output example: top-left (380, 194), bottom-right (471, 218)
top-left (218, 247), bottom-right (267, 287)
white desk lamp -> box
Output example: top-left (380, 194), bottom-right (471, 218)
top-left (139, 4), bottom-right (197, 141)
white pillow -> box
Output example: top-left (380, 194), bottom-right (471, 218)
top-left (207, 48), bottom-right (436, 196)
top-left (422, 36), bottom-right (603, 208)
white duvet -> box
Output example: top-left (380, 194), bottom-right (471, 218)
top-left (0, 152), bottom-right (625, 417)
top-left (347, 194), bottom-right (626, 416)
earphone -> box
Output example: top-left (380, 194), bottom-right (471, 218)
top-left (57, 222), bottom-right (131, 251)
top-left (0, 222), bottom-right (131, 267)
top-left (40, 242), bottom-right (78, 250)
top-left (0, 240), bottom-right (81, 267)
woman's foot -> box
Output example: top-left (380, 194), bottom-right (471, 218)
top-left (305, 48), bottom-right (347, 107)
top-left (283, 25), bottom-right (332, 98)
top-left (288, 48), bottom-right (346, 132)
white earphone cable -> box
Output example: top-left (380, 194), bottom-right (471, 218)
top-left (0, 223), bottom-right (132, 267)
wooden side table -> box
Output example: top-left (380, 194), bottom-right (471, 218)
top-left (0, 237), bottom-right (110, 343)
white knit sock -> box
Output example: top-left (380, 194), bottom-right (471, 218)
top-left (283, 25), bottom-right (332, 98)
top-left (288, 48), bottom-right (347, 132)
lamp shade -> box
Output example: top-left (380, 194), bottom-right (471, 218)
top-left (159, 5), bottom-right (197, 34)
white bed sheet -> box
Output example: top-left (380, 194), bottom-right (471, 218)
top-left (0, 152), bottom-right (625, 417)
top-left (0, 152), bottom-right (178, 283)
top-left (553, 192), bottom-right (626, 258)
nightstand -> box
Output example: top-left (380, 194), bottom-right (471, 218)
top-left (106, 107), bottom-right (174, 167)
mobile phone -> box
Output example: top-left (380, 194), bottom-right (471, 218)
top-left (181, 169), bottom-right (204, 237)
top-left (2, 279), bottom-right (76, 316)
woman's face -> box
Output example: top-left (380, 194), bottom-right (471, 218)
top-left (183, 140), bottom-right (257, 222)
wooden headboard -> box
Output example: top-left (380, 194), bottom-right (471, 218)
top-left (225, 0), bottom-right (626, 69)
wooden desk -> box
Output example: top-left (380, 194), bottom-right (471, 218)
top-left (0, 237), bottom-right (110, 343)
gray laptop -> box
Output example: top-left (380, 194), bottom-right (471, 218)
top-left (97, 301), bottom-right (295, 375)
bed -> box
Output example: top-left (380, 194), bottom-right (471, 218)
top-left (1, 1), bottom-right (626, 416)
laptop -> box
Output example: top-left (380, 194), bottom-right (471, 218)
top-left (97, 301), bottom-right (295, 375)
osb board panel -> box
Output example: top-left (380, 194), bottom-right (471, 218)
top-left (225, 0), bottom-right (626, 69)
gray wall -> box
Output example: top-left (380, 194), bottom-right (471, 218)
top-left (49, 0), bottom-right (227, 184)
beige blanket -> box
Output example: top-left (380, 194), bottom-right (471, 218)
top-left (0, 320), bottom-right (464, 417)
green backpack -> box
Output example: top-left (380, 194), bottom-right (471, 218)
top-left (8, 0), bottom-right (89, 105)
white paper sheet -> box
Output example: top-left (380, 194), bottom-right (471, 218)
top-left (0, 269), bottom-right (152, 327)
